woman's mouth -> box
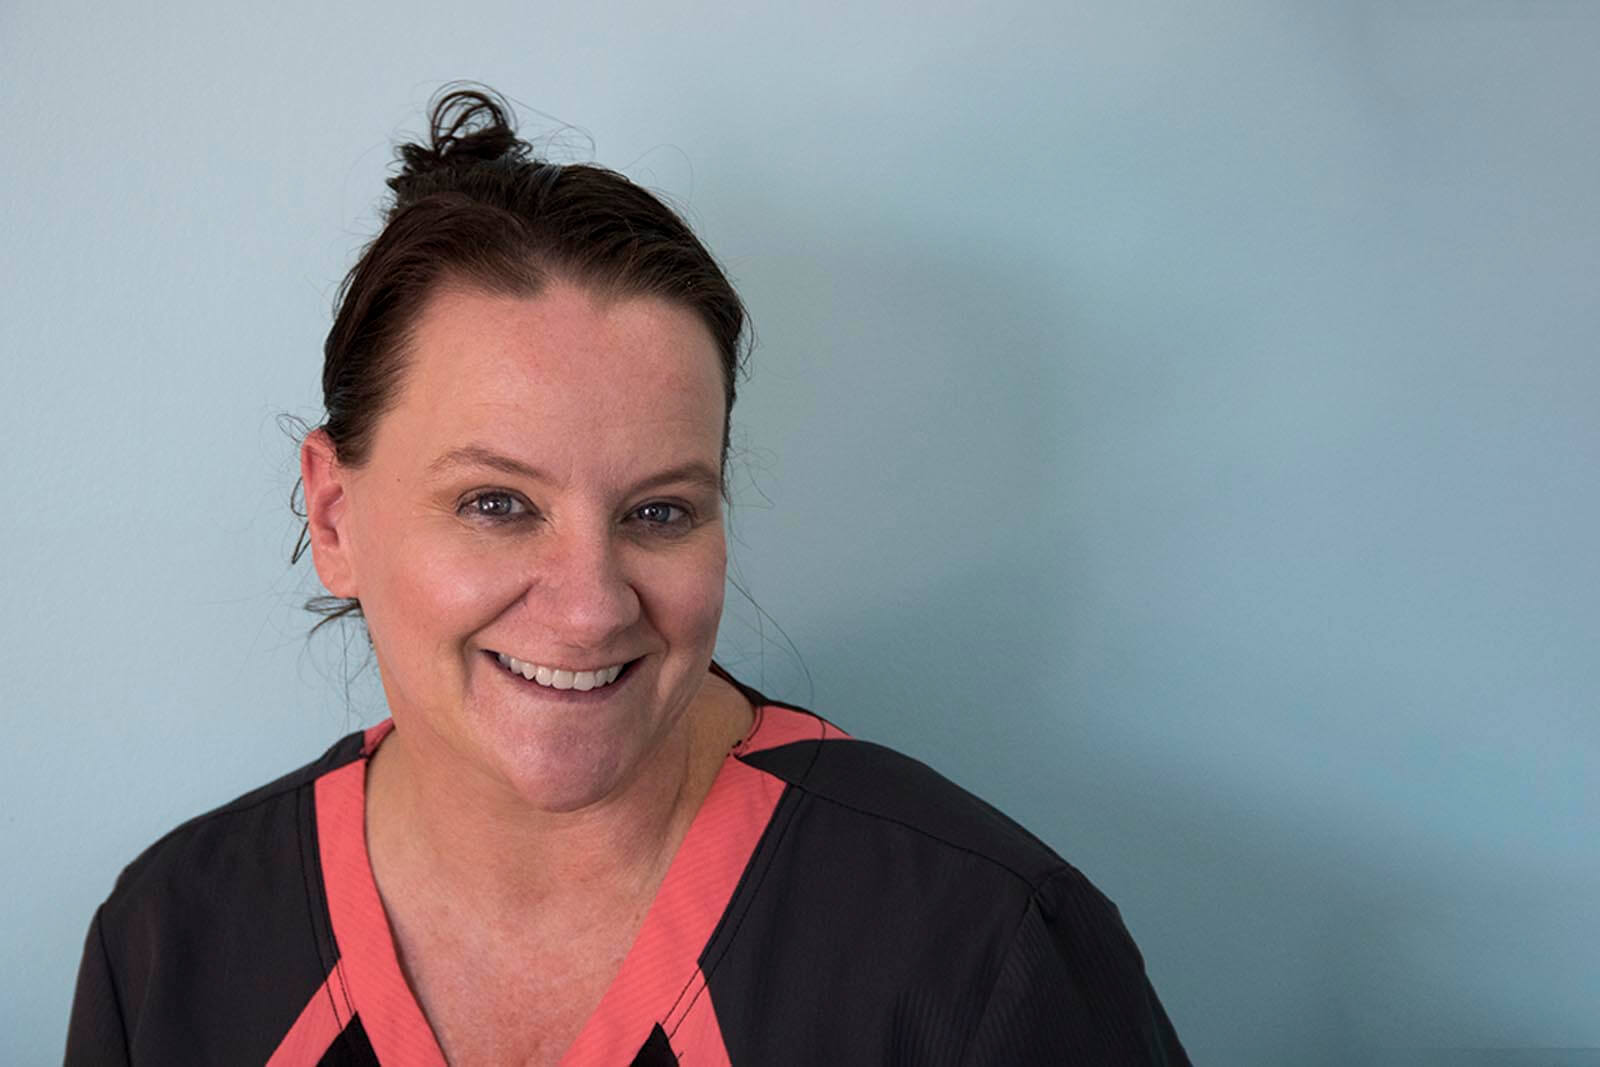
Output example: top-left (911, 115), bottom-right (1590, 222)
top-left (492, 651), bottom-right (632, 692)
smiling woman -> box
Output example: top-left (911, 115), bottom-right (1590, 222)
top-left (64, 86), bottom-right (1190, 1066)
top-left (304, 284), bottom-right (736, 821)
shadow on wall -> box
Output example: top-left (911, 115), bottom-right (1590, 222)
top-left (709, 199), bottom-right (1597, 1062)
top-left (809, 537), bottom-right (1600, 1066)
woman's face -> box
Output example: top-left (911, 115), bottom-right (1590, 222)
top-left (305, 281), bottom-right (728, 812)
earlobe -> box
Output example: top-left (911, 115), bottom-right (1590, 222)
top-left (300, 430), bottom-right (359, 598)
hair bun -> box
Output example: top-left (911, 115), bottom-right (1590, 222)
top-left (388, 86), bottom-right (532, 204)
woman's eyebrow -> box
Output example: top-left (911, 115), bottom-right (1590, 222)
top-left (427, 444), bottom-right (719, 495)
top-left (631, 462), bottom-right (721, 496)
top-left (427, 444), bottom-right (551, 482)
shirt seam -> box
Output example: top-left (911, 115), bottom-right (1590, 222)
top-left (771, 774), bottom-right (1067, 891)
top-left (92, 905), bottom-right (134, 1065)
top-left (954, 866), bottom-right (1077, 1067)
top-left (111, 752), bottom-right (361, 896)
top-left (296, 778), bottom-right (356, 1036)
top-left (671, 783), bottom-right (805, 1039)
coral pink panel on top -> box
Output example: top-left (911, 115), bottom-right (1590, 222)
top-left (559, 751), bottom-right (787, 1065)
top-left (264, 973), bottom-right (344, 1067)
top-left (666, 970), bottom-right (734, 1067)
top-left (361, 719), bottom-right (394, 757)
top-left (309, 703), bottom-right (825, 1066)
top-left (315, 759), bottom-right (448, 1067)
top-left (734, 702), bottom-right (851, 756)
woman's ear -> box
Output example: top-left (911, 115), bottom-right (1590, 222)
top-left (300, 429), bottom-right (359, 598)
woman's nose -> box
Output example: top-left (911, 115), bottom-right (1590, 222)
top-left (532, 525), bottom-right (640, 647)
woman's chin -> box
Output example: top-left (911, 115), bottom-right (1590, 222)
top-left (493, 742), bottom-right (632, 814)
top-left (457, 653), bottom-right (705, 811)
top-left (469, 703), bottom-right (677, 816)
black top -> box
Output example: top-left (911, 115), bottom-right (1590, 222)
top-left (67, 692), bottom-right (1189, 1065)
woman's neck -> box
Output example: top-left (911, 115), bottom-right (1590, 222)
top-left (365, 671), bottom-right (754, 919)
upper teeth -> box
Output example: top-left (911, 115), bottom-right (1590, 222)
top-left (495, 653), bottom-right (625, 691)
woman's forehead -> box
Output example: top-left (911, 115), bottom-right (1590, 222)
top-left (375, 283), bottom-right (725, 470)
top-left (414, 283), bottom-right (718, 388)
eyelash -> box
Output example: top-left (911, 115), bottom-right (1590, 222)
top-left (456, 492), bottom-right (694, 534)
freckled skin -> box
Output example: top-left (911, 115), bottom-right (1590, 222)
top-left (304, 280), bottom-right (730, 814)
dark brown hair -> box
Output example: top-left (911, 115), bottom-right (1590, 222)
top-left (296, 84), bottom-right (749, 629)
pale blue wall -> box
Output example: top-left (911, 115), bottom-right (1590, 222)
top-left (4, 2), bottom-right (1597, 1062)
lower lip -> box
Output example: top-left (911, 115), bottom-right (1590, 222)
top-left (486, 652), bottom-right (638, 702)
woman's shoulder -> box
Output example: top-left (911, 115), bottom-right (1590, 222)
top-left (713, 700), bottom-right (1191, 1064)
top-left (735, 700), bottom-right (1069, 892)
top-left (103, 728), bottom-right (368, 913)
top-left (70, 728), bottom-right (377, 1066)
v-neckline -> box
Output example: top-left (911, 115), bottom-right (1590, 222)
top-left (311, 706), bottom-right (804, 1066)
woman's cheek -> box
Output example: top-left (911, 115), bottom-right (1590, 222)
top-left (428, 536), bottom-right (531, 619)
top-left (662, 537), bottom-right (727, 644)
top-left (372, 530), bottom-right (529, 645)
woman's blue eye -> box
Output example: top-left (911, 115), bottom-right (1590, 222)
top-left (461, 491), bottom-right (526, 519)
top-left (634, 502), bottom-right (686, 526)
